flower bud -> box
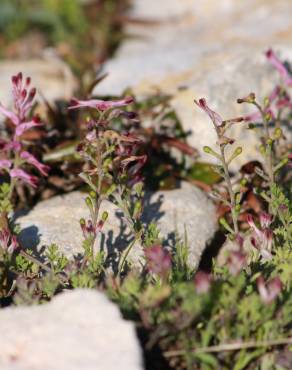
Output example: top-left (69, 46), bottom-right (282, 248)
top-left (90, 191), bottom-right (96, 199)
top-left (273, 128), bottom-right (282, 140)
top-left (227, 147), bottom-right (242, 164)
top-left (237, 93), bottom-right (256, 104)
top-left (203, 146), bottom-right (221, 159)
top-left (101, 211), bottom-right (109, 222)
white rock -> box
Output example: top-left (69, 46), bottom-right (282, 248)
top-left (0, 289), bottom-right (143, 370)
top-left (17, 182), bottom-right (217, 269)
top-left (94, 0), bottom-right (292, 168)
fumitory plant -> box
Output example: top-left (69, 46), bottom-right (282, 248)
top-left (68, 95), bottom-right (147, 273)
top-left (0, 72), bottom-right (50, 297)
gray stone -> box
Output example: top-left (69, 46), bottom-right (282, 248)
top-left (0, 289), bottom-right (143, 370)
top-left (17, 182), bottom-right (217, 269)
top-left (0, 57), bottom-right (77, 108)
top-left (94, 0), bottom-right (292, 168)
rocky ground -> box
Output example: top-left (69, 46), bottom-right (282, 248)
top-left (0, 1), bottom-right (291, 369)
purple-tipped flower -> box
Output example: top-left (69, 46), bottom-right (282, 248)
top-left (144, 245), bottom-right (172, 278)
top-left (20, 151), bottom-right (49, 176)
top-left (10, 168), bottom-right (38, 188)
top-left (12, 72), bottom-right (37, 121)
top-left (194, 271), bottom-right (212, 294)
top-left (68, 96), bottom-right (134, 112)
top-left (259, 212), bottom-right (273, 229)
top-left (227, 250), bottom-right (246, 276)
top-left (15, 116), bottom-right (42, 138)
top-left (247, 213), bottom-right (273, 261)
top-left (266, 49), bottom-right (292, 87)
top-left (0, 159), bottom-right (12, 170)
top-left (0, 103), bottom-right (19, 125)
top-left (0, 229), bottom-right (18, 254)
top-left (194, 98), bottom-right (223, 127)
top-left (257, 275), bottom-right (282, 304)
top-left (0, 73), bottom-right (47, 191)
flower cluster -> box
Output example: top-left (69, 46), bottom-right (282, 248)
top-left (0, 228), bottom-right (18, 255)
top-left (0, 73), bottom-right (49, 189)
top-left (257, 275), bottom-right (282, 305)
top-left (144, 244), bottom-right (171, 278)
top-left (247, 212), bottom-right (273, 261)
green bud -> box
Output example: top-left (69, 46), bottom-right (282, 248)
top-left (264, 112), bottom-right (272, 122)
top-left (227, 146), bottom-right (242, 164)
top-left (203, 146), bottom-right (221, 160)
top-left (273, 128), bottom-right (282, 140)
top-left (133, 182), bottom-right (143, 196)
top-left (89, 191), bottom-right (96, 199)
top-left (106, 184), bottom-right (117, 196)
top-left (85, 197), bottom-right (92, 207)
top-left (103, 157), bottom-right (112, 168)
top-left (259, 145), bottom-right (266, 155)
top-left (240, 178), bottom-right (247, 186)
top-left (79, 218), bottom-right (86, 226)
top-left (263, 97), bottom-right (270, 109)
top-left (266, 138), bottom-right (273, 146)
top-left (203, 146), bottom-right (212, 154)
top-left (219, 217), bottom-right (234, 234)
top-left (235, 204), bottom-right (241, 212)
top-left (274, 158), bottom-right (289, 173)
top-left (101, 211), bottom-right (109, 222)
top-left (235, 192), bottom-right (241, 204)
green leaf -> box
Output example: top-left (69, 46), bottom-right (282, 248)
top-left (187, 162), bottom-right (221, 185)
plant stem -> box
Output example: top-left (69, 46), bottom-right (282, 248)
top-left (253, 102), bottom-right (275, 212)
top-left (163, 337), bottom-right (292, 357)
top-left (219, 145), bottom-right (238, 234)
top-left (118, 238), bottom-right (136, 275)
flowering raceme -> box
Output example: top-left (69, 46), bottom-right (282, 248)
top-left (239, 49), bottom-right (292, 123)
top-left (0, 73), bottom-right (49, 189)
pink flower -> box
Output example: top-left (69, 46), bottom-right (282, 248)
top-left (266, 49), bottom-right (292, 87)
top-left (268, 85), bottom-right (281, 103)
top-left (259, 212), bottom-right (273, 229)
top-left (20, 151), bottom-right (49, 176)
top-left (243, 108), bottom-right (275, 123)
top-left (0, 159), bottom-right (12, 170)
top-left (12, 72), bottom-right (36, 121)
top-left (144, 245), bottom-right (172, 277)
top-left (0, 229), bottom-right (18, 254)
top-left (0, 103), bottom-right (19, 126)
top-left (194, 98), bottom-right (223, 127)
top-left (121, 155), bottom-right (147, 177)
top-left (247, 213), bottom-right (273, 261)
top-left (10, 168), bottom-right (38, 188)
top-left (257, 275), bottom-right (282, 304)
top-left (194, 271), bottom-right (212, 294)
top-left (15, 116), bottom-right (42, 137)
top-left (227, 250), bottom-right (246, 276)
top-left (68, 96), bottom-right (134, 112)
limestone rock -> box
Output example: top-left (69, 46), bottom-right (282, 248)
top-left (0, 289), bottom-right (143, 370)
top-left (17, 182), bottom-right (217, 269)
top-left (94, 0), bottom-right (292, 168)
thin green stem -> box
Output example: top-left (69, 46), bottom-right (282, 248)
top-left (163, 337), bottom-right (292, 357)
top-left (219, 145), bottom-right (239, 234)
